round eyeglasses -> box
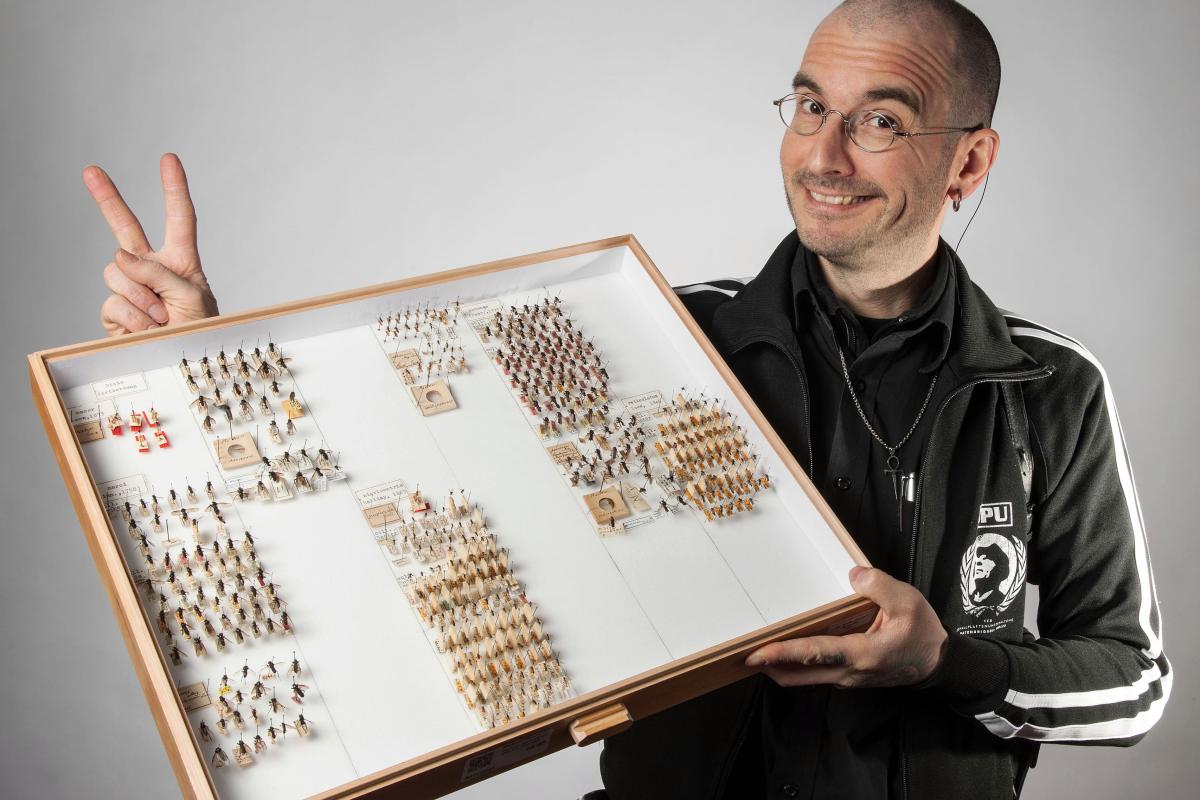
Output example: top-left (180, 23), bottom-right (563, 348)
top-left (773, 93), bottom-right (983, 153)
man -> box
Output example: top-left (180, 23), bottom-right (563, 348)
top-left (83, 1), bottom-right (1168, 797)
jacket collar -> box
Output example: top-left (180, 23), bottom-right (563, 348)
top-left (708, 230), bottom-right (1044, 379)
top-left (793, 236), bottom-right (955, 374)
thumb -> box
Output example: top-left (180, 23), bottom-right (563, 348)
top-left (848, 566), bottom-right (910, 612)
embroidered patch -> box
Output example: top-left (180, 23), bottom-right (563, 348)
top-left (960, 531), bottom-right (1026, 618)
top-left (977, 501), bottom-right (1014, 528)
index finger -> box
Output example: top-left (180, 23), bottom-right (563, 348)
top-left (745, 633), bottom-right (866, 668)
top-left (82, 165), bottom-right (152, 255)
top-left (160, 153), bottom-right (197, 250)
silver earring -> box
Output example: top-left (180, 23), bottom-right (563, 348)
top-left (952, 192), bottom-right (962, 213)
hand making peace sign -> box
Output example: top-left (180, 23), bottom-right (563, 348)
top-left (82, 153), bottom-right (219, 336)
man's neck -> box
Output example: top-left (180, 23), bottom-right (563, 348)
top-left (816, 241), bottom-right (941, 320)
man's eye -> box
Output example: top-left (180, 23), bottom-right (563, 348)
top-left (799, 98), bottom-right (824, 115)
top-left (866, 112), bottom-right (898, 129)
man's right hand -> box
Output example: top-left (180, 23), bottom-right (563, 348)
top-left (83, 153), bottom-right (219, 336)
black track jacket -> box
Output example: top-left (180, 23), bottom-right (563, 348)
top-left (599, 231), bottom-right (1171, 799)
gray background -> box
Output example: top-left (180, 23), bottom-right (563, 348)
top-left (1, 1), bottom-right (1195, 797)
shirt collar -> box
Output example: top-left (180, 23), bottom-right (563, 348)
top-left (790, 239), bottom-right (957, 373)
top-left (706, 230), bottom-right (1044, 380)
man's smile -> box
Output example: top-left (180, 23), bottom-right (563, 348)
top-left (809, 189), bottom-right (871, 205)
top-left (804, 186), bottom-right (878, 210)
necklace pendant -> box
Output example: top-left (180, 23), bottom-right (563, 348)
top-left (885, 453), bottom-right (903, 500)
top-left (885, 453), bottom-right (905, 531)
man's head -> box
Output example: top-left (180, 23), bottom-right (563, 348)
top-left (781, 0), bottom-right (1000, 271)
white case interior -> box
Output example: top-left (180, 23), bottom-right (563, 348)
top-left (50, 244), bottom-right (855, 799)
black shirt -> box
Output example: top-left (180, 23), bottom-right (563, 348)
top-left (791, 241), bottom-right (957, 576)
top-left (730, 240), bottom-right (961, 799)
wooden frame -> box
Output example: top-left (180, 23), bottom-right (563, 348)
top-left (28, 234), bottom-right (875, 800)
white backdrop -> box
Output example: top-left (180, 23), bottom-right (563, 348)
top-left (1, 1), bottom-right (1195, 798)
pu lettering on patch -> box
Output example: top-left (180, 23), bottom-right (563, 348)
top-left (977, 501), bottom-right (1013, 528)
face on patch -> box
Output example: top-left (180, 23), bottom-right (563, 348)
top-left (781, 11), bottom-right (968, 267)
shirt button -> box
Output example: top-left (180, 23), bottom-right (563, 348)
top-left (782, 784), bottom-right (800, 798)
top-left (835, 476), bottom-right (851, 491)
top-left (854, 379), bottom-right (866, 393)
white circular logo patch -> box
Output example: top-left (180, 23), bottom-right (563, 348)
top-left (960, 531), bottom-right (1027, 618)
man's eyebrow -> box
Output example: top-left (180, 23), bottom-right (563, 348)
top-left (790, 70), bottom-right (921, 116)
top-left (791, 70), bottom-right (821, 93)
top-left (863, 86), bottom-right (921, 115)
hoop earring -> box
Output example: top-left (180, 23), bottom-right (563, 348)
top-left (952, 191), bottom-right (962, 213)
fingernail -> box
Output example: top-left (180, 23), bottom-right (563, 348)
top-left (116, 247), bottom-right (134, 262)
top-left (148, 303), bottom-right (168, 323)
top-left (745, 653), bottom-right (766, 668)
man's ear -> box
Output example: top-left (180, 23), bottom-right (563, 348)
top-left (950, 128), bottom-right (1000, 203)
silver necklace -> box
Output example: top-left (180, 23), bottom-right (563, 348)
top-left (836, 346), bottom-right (938, 530)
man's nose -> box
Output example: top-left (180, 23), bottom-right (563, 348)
top-left (805, 110), bottom-right (857, 176)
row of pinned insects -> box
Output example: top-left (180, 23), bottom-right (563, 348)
top-left (201, 656), bottom-right (312, 770)
top-left (485, 299), bottom-right (612, 434)
top-left (189, 387), bottom-right (305, 437)
top-left (375, 487), bottom-right (574, 729)
top-left (179, 343), bottom-right (291, 391)
top-left (116, 482), bottom-right (296, 662)
top-left (228, 447), bottom-right (345, 504)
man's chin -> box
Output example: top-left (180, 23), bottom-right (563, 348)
top-left (794, 224), bottom-right (873, 264)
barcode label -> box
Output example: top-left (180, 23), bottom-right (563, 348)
top-left (460, 727), bottom-right (553, 781)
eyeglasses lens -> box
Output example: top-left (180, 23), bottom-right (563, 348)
top-left (776, 95), bottom-right (896, 152)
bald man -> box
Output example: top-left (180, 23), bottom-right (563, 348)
top-left (598, 2), bottom-right (1169, 798)
top-left (84, 2), bottom-right (1168, 798)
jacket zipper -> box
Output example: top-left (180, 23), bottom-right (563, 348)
top-left (900, 366), bottom-right (1054, 800)
top-left (726, 339), bottom-right (1053, 800)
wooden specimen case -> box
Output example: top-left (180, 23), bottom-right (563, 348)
top-left (28, 235), bottom-right (875, 799)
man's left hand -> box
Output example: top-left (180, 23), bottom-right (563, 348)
top-left (745, 566), bottom-right (948, 688)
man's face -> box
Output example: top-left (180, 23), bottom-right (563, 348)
top-left (781, 12), bottom-right (963, 266)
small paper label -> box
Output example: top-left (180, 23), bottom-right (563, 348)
top-left (179, 682), bottom-right (212, 711)
top-left (545, 442), bottom-right (581, 464)
top-left (389, 349), bottom-right (421, 369)
top-left (97, 475), bottom-right (149, 513)
top-left (356, 480), bottom-right (408, 508)
top-left (73, 420), bottom-right (104, 443)
top-left (621, 390), bottom-right (666, 417)
top-left (463, 300), bottom-right (503, 331)
top-left (620, 514), bottom-right (653, 530)
top-left (460, 727), bottom-right (553, 781)
top-left (621, 482), bottom-right (651, 512)
top-left (364, 502), bottom-right (402, 528)
top-left (69, 405), bottom-right (101, 426)
top-left (92, 372), bottom-right (148, 401)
